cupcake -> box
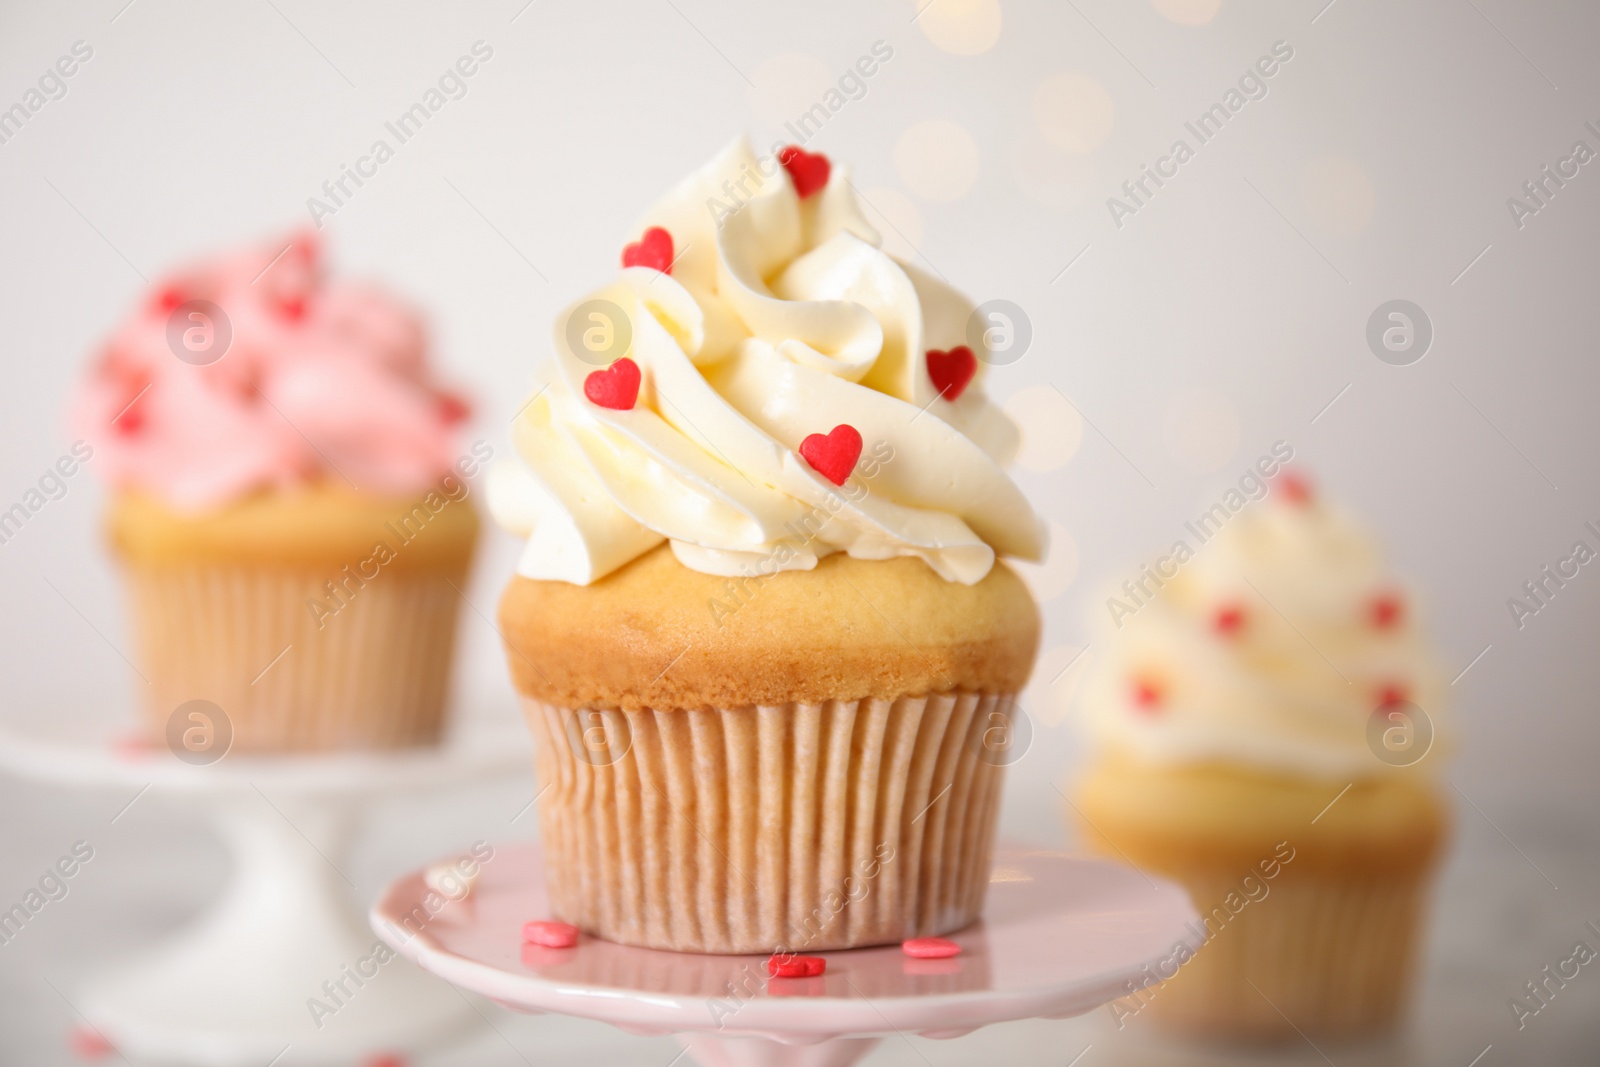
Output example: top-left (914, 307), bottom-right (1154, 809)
top-left (489, 139), bottom-right (1046, 954)
top-left (73, 232), bottom-right (481, 752)
top-left (1071, 470), bottom-right (1449, 1040)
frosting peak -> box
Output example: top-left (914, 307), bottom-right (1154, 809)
top-left (1080, 474), bottom-right (1448, 778)
top-left (490, 139), bottom-right (1046, 586)
top-left (73, 232), bottom-right (469, 510)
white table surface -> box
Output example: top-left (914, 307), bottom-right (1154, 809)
top-left (2, 752), bottom-right (1594, 1066)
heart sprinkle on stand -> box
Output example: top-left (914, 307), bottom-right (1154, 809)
top-left (798, 424), bottom-right (862, 486)
top-left (67, 1025), bottom-right (114, 1059)
top-left (767, 953), bottom-right (826, 978)
top-left (901, 937), bottom-right (961, 959)
top-left (584, 357), bottom-right (640, 411)
top-left (522, 920), bottom-right (580, 949)
top-left (926, 346), bottom-right (977, 401)
top-left (621, 226), bottom-right (674, 273)
top-left (777, 146), bottom-right (831, 199)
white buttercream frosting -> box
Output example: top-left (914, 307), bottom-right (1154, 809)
top-left (489, 139), bottom-right (1046, 585)
top-left (1079, 479), bottom-right (1448, 778)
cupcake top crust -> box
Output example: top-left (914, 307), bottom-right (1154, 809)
top-left (488, 138), bottom-right (1047, 587)
top-left (72, 232), bottom-right (470, 511)
top-left (499, 545), bottom-right (1039, 710)
top-left (1079, 472), bottom-right (1448, 779)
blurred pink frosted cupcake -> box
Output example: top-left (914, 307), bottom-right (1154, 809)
top-left (73, 232), bottom-right (483, 753)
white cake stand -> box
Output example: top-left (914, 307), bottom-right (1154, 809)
top-left (0, 713), bottom-right (529, 1067)
top-left (371, 842), bottom-right (1202, 1067)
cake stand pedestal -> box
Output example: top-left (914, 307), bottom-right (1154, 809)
top-left (0, 716), bottom-right (528, 1066)
top-left (371, 843), bottom-right (1202, 1067)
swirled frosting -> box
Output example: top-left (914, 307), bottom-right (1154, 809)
top-left (489, 139), bottom-right (1046, 585)
top-left (72, 232), bottom-right (469, 510)
top-left (1079, 475), bottom-right (1448, 778)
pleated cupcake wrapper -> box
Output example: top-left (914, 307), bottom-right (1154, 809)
top-left (521, 691), bottom-right (1012, 954)
top-left (125, 564), bottom-right (462, 752)
top-left (1139, 870), bottom-right (1432, 1040)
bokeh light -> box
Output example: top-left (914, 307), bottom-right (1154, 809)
top-left (894, 119), bottom-right (981, 202)
top-left (917, 0), bottom-right (1003, 55)
top-left (1006, 383), bottom-right (1084, 472)
top-left (1033, 72), bottom-right (1116, 155)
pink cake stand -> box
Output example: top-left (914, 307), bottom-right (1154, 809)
top-left (371, 842), bottom-right (1201, 1067)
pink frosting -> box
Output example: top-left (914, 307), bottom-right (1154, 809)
top-left (72, 231), bottom-right (470, 510)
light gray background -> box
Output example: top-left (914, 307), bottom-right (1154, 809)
top-left (1, 0), bottom-right (1597, 1063)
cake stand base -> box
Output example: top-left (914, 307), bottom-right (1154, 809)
top-left (0, 716), bottom-right (527, 1066)
top-left (372, 843), bottom-right (1203, 1067)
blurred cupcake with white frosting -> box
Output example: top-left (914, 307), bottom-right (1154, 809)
top-left (1072, 471), bottom-right (1450, 1041)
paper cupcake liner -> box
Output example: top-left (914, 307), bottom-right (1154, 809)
top-left (1139, 869), bottom-right (1432, 1040)
top-left (520, 691), bottom-right (1012, 954)
top-left (125, 564), bottom-right (464, 752)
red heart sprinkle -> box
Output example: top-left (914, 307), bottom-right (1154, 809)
top-left (621, 226), bottom-right (674, 273)
top-left (1213, 604), bottom-right (1246, 636)
top-left (113, 409), bottom-right (144, 437)
top-left (112, 733), bottom-right (153, 760)
top-left (154, 286), bottom-right (185, 313)
top-left (778, 145), bottom-right (831, 199)
top-left (436, 392), bottom-right (471, 425)
top-left (278, 297), bottom-right (307, 321)
top-left (1275, 473), bottom-right (1312, 504)
top-left (902, 937), bottom-right (961, 959)
top-left (767, 953), bottom-right (826, 978)
top-left (67, 1025), bottom-right (114, 1059)
top-left (111, 374), bottom-right (150, 435)
top-left (1132, 678), bottom-right (1164, 712)
top-left (1374, 684), bottom-right (1408, 709)
top-left (798, 424), bottom-right (863, 486)
top-left (926, 346), bottom-right (978, 401)
top-left (522, 920), bottom-right (580, 948)
top-left (583, 357), bottom-right (641, 410)
top-left (1368, 594), bottom-right (1402, 629)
